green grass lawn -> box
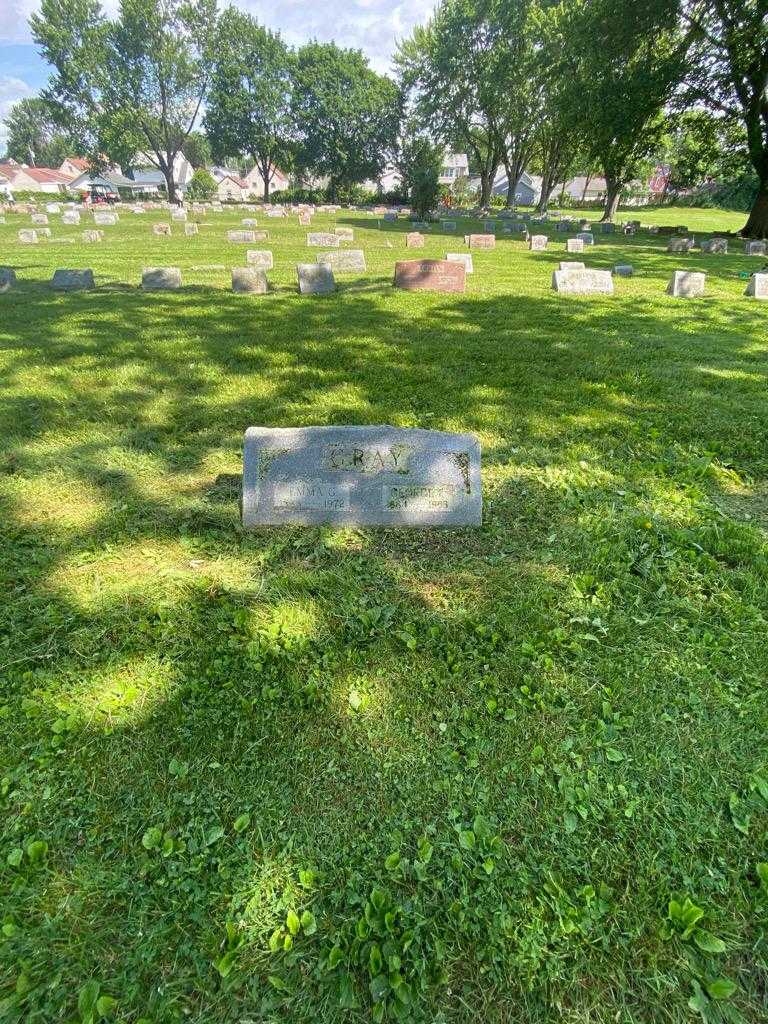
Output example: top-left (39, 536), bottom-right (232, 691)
top-left (1, 203), bottom-right (767, 1024)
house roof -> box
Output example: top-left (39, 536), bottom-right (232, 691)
top-left (61, 157), bottom-right (90, 172)
top-left (218, 174), bottom-right (248, 189)
top-left (17, 166), bottom-right (72, 184)
top-left (566, 175), bottom-right (608, 193)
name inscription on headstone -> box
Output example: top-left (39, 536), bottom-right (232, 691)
top-left (242, 426), bottom-right (481, 527)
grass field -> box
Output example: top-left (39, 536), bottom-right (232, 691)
top-left (1, 203), bottom-right (767, 1024)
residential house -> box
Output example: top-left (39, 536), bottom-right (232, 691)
top-left (553, 175), bottom-right (608, 202)
top-left (67, 169), bottom-right (147, 196)
top-left (489, 169), bottom-right (543, 206)
top-left (243, 163), bottom-right (290, 197)
top-left (215, 174), bottom-right (249, 201)
top-left (59, 156), bottom-right (91, 179)
top-left (0, 164), bottom-right (73, 193)
top-left (439, 153), bottom-right (470, 185)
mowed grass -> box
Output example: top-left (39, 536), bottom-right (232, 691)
top-left (0, 203), bottom-right (767, 1024)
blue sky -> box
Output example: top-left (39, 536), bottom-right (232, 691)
top-left (0, 0), bottom-right (435, 151)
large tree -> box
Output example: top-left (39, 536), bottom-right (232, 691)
top-left (31, 0), bottom-right (219, 202)
top-left (3, 96), bottom-right (77, 167)
top-left (204, 9), bottom-right (294, 201)
top-left (555, 0), bottom-right (684, 221)
top-left (681, 0), bottom-right (768, 237)
top-left (291, 42), bottom-right (400, 200)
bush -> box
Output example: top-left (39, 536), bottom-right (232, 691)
top-left (185, 169), bottom-right (217, 201)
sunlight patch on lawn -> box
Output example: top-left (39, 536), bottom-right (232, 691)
top-left (7, 474), bottom-right (105, 533)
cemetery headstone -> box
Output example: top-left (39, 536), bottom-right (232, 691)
top-left (700, 237), bottom-right (727, 254)
top-left (18, 229), bottom-right (38, 244)
top-left (93, 211), bottom-right (117, 226)
top-left (394, 259), bottom-right (466, 294)
top-left (307, 232), bottom-right (339, 248)
top-left (171, 209), bottom-right (187, 221)
top-left (51, 268), bottom-right (95, 291)
top-left (446, 253), bottom-right (473, 273)
top-left (0, 267), bottom-right (16, 293)
top-left (153, 223), bottom-right (172, 236)
top-left (142, 267), bottom-right (182, 291)
top-left (185, 223), bottom-right (199, 236)
top-left (242, 425), bottom-right (482, 528)
top-left (406, 232), bottom-right (425, 248)
top-left (228, 229), bottom-right (257, 243)
top-left (82, 230), bottom-right (103, 243)
top-left (31, 214), bottom-right (49, 225)
top-left (552, 268), bottom-right (614, 295)
top-left (316, 250), bottom-right (367, 273)
top-left (297, 263), bottom-right (335, 295)
top-left (666, 270), bottom-right (705, 298)
top-left (45, 203), bottom-right (61, 214)
top-left (62, 211), bottom-right (81, 225)
top-left (667, 237), bottom-right (694, 252)
top-left (529, 235), bottom-right (548, 251)
top-left (745, 273), bottom-right (768, 300)
top-left (383, 212), bottom-right (397, 222)
top-left (576, 232), bottom-right (594, 245)
top-left (483, 221), bottom-right (498, 233)
top-left (600, 223), bottom-right (616, 234)
top-left (241, 218), bottom-right (258, 227)
top-left (441, 220), bottom-right (457, 230)
top-left (246, 250), bottom-right (274, 270)
top-left (334, 227), bottom-right (354, 241)
top-left (613, 264), bottom-right (634, 277)
top-left (232, 267), bottom-right (268, 294)
top-left (566, 238), bottom-right (584, 253)
top-left (298, 213), bottom-right (312, 226)
top-left (467, 234), bottom-right (495, 250)
top-left (745, 239), bottom-right (766, 256)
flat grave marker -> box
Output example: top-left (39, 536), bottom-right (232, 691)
top-left (552, 268), bottom-right (614, 295)
top-left (466, 234), bottom-right (495, 250)
top-left (406, 232), bottom-right (425, 248)
top-left (394, 259), bottom-right (466, 294)
top-left (307, 232), bottom-right (340, 248)
top-left (228, 229), bottom-right (257, 243)
top-left (566, 238), bottom-right (584, 253)
top-left (316, 249), bottom-right (367, 273)
top-left (242, 425), bottom-right (482, 528)
top-left (529, 235), bottom-right (548, 251)
top-left (446, 253), bottom-right (473, 273)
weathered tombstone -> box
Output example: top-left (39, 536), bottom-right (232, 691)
top-left (266, 209), bottom-right (285, 218)
top-left (36, 228), bottom-right (52, 238)
top-left (316, 249), bottom-right (367, 273)
top-left (578, 220), bottom-right (592, 231)
top-left (745, 239), bottom-right (767, 256)
top-left (373, 206), bottom-right (387, 216)
top-left (142, 267), bottom-right (182, 291)
top-left (666, 270), bottom-right (705, 297)
top-left (82, 230), bottom-right (103, 243)
top-left (613, 264), bottom-right (634, 277)
top-left (467, 234), bottom-right (495, 250)
top-left (441, 220), bottom-right (457, 230)
top-left (31, 214), bottom-right (49, 225)
top-left (700, 237), bottom-right (727, 254)
top-left (504, 223), bottom-right (529, 236)
top-left (46, 203), bottom-right (61, 214)
top-left (18, 229), bottom-right (38, 244)
top-left (600, 222), bottom-right (616, 234)
top-left (0, 267), bottom-right (16, 293)
top-left (241, 218), bottom-right (258, 227)
top-left (529, 235), bottom-right (548, 251)
top-left (132, 206), bottom-right (146, 214)
top-left (307, 232), bottom-right (340, 248)
top-left (232, 267), bottom-right (268, 294)
top-left (566, 238), bottom-right (584, 253)
top-left (576, 231), bottom-right (594, 245)
top-left (242, 425), bottom-right (482, 528)
top-left (93, 211), bottom-right (117, 226)
top-left (394, 259), bottom-right (466, 294)
top-left (153, 223), bottom-right (172, 236)
top-left (298, 213), bottom-right (312, 226)
top-left (62, 211), bottom-right (81, 225)
top-left (171, 209), bottom-right (187, 221)
top-left (51, 268), bottom-right (95, 291)
top-left (667, 236), bottom-right (694, 252)
top-left (446, 253), bottom-right (473, 273)
top-left (482, 220), bottom-right (498, 233)
top-left (334, 227), bottom-right (354, 241)
top-left (552, 268), bottom-right (614, 295)
top-left (559, 261), bottom-right (585, 270)
top-left (184, 223), bottom-right (199, 236)
top-left (383, 212), bottom-right (397, 222)
top-left (297, 263), bottom-right (335, 295)
top-left (228, 229), bottom-right (257, 243)
top-left (246, 250), bottom-right (274, 270)
top-left (744, 273), bottom-right (768, 299)
top-left (406, 232), bottom-right (425, 248)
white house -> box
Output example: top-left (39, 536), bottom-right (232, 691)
top-left (133, 151), bottom-right (194, 191)
top-left (215, 174), bottom-right (249, 201)
top-left (243, 164), bottom-right (289, 196)
top-left (439, 152), bottom-right (469, 184)
top-left (0, 164), bottom-right (73, 193)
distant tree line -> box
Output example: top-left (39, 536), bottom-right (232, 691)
top-left (7, 0), bottom-right (767, 234)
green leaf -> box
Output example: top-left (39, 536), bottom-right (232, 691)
top-left (531, 744), bottom-right (545, 762)
top-left (370, 888), bottom-right (386, 911)
top-left (693, 928), bottom-right (726, 953)
top-left (78, 980), bottom-right (100, 1024)
top-left (688, 980), bottom-right (709, 1016)
top-left (205, 826), bottom-right (224, 846)
top-left (26, 840), bottom-right (48, 864)
top-left (286, 909), bottom-right (300, 936)
top-left (168, 758), bottom-right (188, 778)
top-left (215, 949), bottom-right (238, 978)
top-left (338, 973), bottom-right (358, 1008)
top-left (300, 910), bottom-right (316, 935)
top-left (705, 978), bottom-right (736, 1000)
top-left (369, 973), bottom-right (389, 1002)
top-left (6, 847), bottom-right (23, 867)
top-left (605, 747), bottom-right (624, 763)
top-left (757, 862), bottom-right (768, 891)
top-left (268, 975), bottom-right (290, 993)
top-left (458, 829), bottom-right (475, 850)
top-left (141, 827), bottom-right (162, 851)
top-left (384, 852), bottom-right (400, 871)
top-left (564, 811), bottom-right (578, 833)
top-left (327, 945), bottom-right (344, 969)
top-left (369, 943), bottom-right (383, 976)
top-left (96, 995), bottom-right (117, 1017)
top-left (268, 928), bottom-right (282, 952)
top-left (233, 813), bottom-right (250, 833)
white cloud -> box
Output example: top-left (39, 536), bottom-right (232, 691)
top-left (2, 0), bottom-right (437, 74)
top-left (0, 75), bottom-right (35, 148)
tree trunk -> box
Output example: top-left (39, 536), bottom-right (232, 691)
top-left (600, 177), bottom-right (621, 222)
top-left (742, 178), bottom-right (768, 238)
top-left (479, 168), bottom-right (493, 208)
top-left (261, 159), bottom-right (271, 202)
top-left (161, 158), bottom-right (177, 204)
top-left (581, 173), bottom-right (591, 202)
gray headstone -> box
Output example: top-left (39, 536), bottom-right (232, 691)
top-left (31, 214), bottom-right (49, 225)
top-left (700, 237), bottom-right (727, 254)
top-left (62, 211), bottom-right (81, 225)
top-left (93, 211), bottom-right (117, 226)
top-left (383, 212), bottom-right (397, 222)
top-left (82, 230), bottom-right (103, 243)
top-left (334, 227), bottom-right (354, 241)
top-left (51, 268), bottom-right (95, 291)
top-left (142, 267), bottom-right (182, 290)
top-left (666, 270), bottom-right (705, 298)
top-left (576, 232), bottom-right (594, 245)
top-left (171, 209), bottom-right (187, 221)
top-left (242, 425), bottom-right (482, 527)
top-left (446, 253), bottom-right (473, 273)
top-left (316, 249), bottom-right (366, 273)
top-left (297, 263), bottom-right (335, 294)
top-left (242, 218), bottom-right (258, 227)
top-left (232, 267), bottom-right (268, 294)
top-left (441, 220), bottom-right (457, 230)
top-left (667, 237), bottom-right (694, 253)
top-left (45, 203), bottom-right (61, 214)
top-left (745, 273), bottom-right (768, 299)
top-left (745, 239), bottom-right (767, 256)
top-left (153, 223), bottom-right (172, 236)
top-left (566, 238), bottom-right (584, 253)
top-left (184, 223), bottom-right (199, 236)
top-left (18, 229), bottom-right (38, 244)
top-left (227, 230), bottom-right (257, 243)
top-left (246, 250), bottom-right (274, 270)
top-left (600, 223), bottom-right (616, 234)
top-left (613, 264), bottom-right (634, 277)
top-left (0, 267), bottom-right (17, 293)
top-left (307, 232), bottom-right (340, 247)
top-left (552, 268), bottom-right (614, 295)
top-left (529, 235), bottom-right (548, 251)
